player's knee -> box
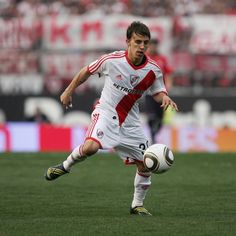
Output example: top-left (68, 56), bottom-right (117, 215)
top-left (83, 140), bottom-right (99, 156)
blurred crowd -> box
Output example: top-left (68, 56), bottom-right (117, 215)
top-left (1, 0), bottom-right (236, 92)
top-left (174, 71), bottom-right (236, 89)
top-left (1, 0), bottom-right (236, 18)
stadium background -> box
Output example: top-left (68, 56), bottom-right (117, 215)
top-left (0, 1), bottom-right (236, 236)
top-left (0, 0), bottom-right (236, 152)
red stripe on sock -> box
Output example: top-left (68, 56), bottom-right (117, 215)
top-left (137, 172), bottom-right (151, 178)
top-left (79, 145), bottom-right (84, 157)
top-left (71, 154), bottom-right (77, 161)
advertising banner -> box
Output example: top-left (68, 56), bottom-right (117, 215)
top-left (0, 74), bottom-right (44, 95)
top-left (190, 15), bottom-right (236, 54)
top-left (0, 15), bottom-right (172, 53)
top-left (157, 126), bottom-right (236, 152)
top-left (0, 123), bottom-right (236, 153)
top-left (42, 15), bottom-right (172, 52)
top-left (1, 15), bottom-right (236, 58)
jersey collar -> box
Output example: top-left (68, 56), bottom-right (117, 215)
top-left (125, 50), bottom-right (148, 70)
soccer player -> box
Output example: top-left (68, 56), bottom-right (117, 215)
top-left (45, 21), bottom-right (178, 216)
top-left (145, 38), bottom-right (174, 144)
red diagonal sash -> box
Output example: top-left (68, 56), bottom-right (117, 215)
top-left (116, 70), bottom-right (155, 125)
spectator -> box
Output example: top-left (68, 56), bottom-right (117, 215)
top-left (145, 38), bottom-right (174, 144)
top-left (26, 107), bottom-right (50, 123)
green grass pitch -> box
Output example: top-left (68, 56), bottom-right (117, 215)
top-left (0, 152), bottom-right (235, 236)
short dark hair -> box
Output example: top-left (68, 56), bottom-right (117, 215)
top-left (126, 21), bottom-right (151, 40)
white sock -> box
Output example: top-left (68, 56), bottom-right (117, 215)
top-left (131, 171), bottom-right (151, 208)
top-left (63, 145), bottom-right (87, 171)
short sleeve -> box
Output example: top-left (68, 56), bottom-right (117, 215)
top-left (87, 54), bottom-right (107, 75)
top-left (149, 69), bottom-right (167, 96)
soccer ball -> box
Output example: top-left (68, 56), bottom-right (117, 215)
top-left (143, 144), bottom-right (174, 174)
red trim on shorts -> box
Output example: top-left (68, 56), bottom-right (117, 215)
top-left (135, 159), bottom-right (144, 163)
top-left (87, 113), bottom-right (99, 137)
top-left (124, 157), bottom-right (143, 165)
top-left (93, 99), bottom-right (100, 109)
top-left (85, 137), bottom-right (102, 149)
top-left (124, 159), bottom-right (135, 165)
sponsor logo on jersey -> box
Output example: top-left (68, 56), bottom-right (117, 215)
top-left (130, 75), bottom-right (140, 86)
top-left (113, 83), bottom-right (143, 95)
top-left (96, 129), bottom-right (104, 139)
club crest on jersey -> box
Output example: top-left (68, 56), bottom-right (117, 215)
top-left (130, 75), bottom-right (140, 86)
top-left (96, 129), bottom-right (104, 139)
top-left (116, 74), bottom-right (123, 80)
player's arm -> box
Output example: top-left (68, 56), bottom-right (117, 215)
top-left (60, 66), bottom-right (91, 109)
top-left (153, 92), bottom-right (178, 111)
top-left (165, 74), bottom-right (173, 91)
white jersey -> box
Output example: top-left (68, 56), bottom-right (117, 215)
top-left (87, 50), bottom-right (167, 127)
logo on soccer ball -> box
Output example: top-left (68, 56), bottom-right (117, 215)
top-left (96, 129), bottom-right (104, 139)
top-left (130, 75), bottom-right (140, 86)
top-left (143, 144), bottom-right (174, 174)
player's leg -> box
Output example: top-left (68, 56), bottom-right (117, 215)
top-left (130, 160), bottom-right (152, 216)
top-left (45, 108), bottom-right (119, 181)
top-left (45, 139), bottom-right (100, 181)
top-left (45, 110), bottom-right (102, 181)
top-left (116, 127), bottom-right (152, 216)
top-left (63, 139), bottom-right (100, 170)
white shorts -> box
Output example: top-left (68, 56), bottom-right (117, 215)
top-left (85, 108), bottom-right (149, 164)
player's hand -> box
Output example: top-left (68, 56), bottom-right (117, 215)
top-left (60, 91), bottom-right (73, 109)
top-left (161, 95), bottom-right (179, 111)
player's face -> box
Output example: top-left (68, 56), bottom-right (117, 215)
top-left (127, 33), bottom-right (150, 65)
